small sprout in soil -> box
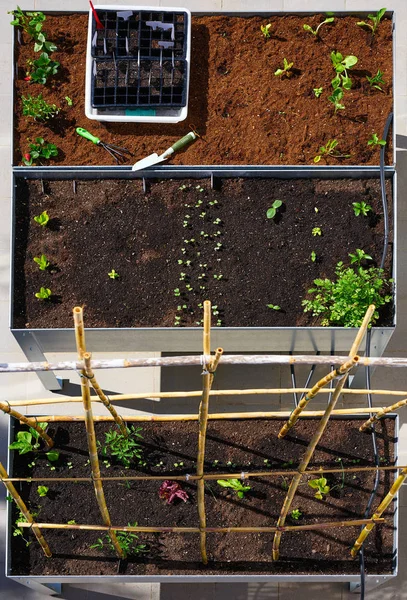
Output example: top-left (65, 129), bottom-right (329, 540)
top-left (28, 460), bottom-right (36, 468)
top-left (261, 23), bottom-right (272, 38)
top-left (328, 88), bottom-right (345, 114)
top-left (14, 509), bottom-right (38, 545)
top-left (313, 139), bottom-right (350, 163)
top-left (174, 316), bottom-right (181, 326)
top-left (213, 274), bottom-right (223, 280)
top-left (26, 51), bottom-right (60, 85)
top-left (155, 460), bottom-right (164, 467)
top-left (174, 288), bottom-right (181, 297)
top-left (179, 184), bottom-right (189, 191)
top-left (281, 477), bottom-right (289, 491)
top-left (159, 480), bottom-right (189, 504)
top-left (357, 8), bottom-right (387, 36)
top-left (311, 251), bottom-right (317, 262)
top-left (181, 248), bottom-right (186, 255)
top-left (177, 259), bottom-right (183, 265)
top-left (214, 242), bottom-right (223, 251)
top-left (266, 200), bottom-right (283, 220)
top-left (312, 227), bottom-right (322, 236)
top-left (313, 87), bottom-right (323, 98)
top-left (185, 260), bottom-right (192, 266)
top-left (303, 17), bottom-right (334, 37)
top-left (314, 207), bottom-right (319, 213)
top-left (22, 94), bottom-right (59, 121)
top-left (217, 479), bottom-right (251, 499)
top-left (67, 461), bottom-right (73, 469)
top-left (186, 284), bottom-right (193, 291)
top-left (216, 319), bottom-right (222, 326)
top-left (173, 462), bottom-right (184, 468)
top-left (90, 522), bottom-right (147, 558)
top-left (103, 460), bottom-right (111, 468)
top-left (367, 133), bottom-right (386, 147)
top-left (209, 200), bottom-right (218, 206)
top-left (108, 269), bottom-right (119, 279)
top-left (33, 210), bottom-right (49, 226)
top-left (308, 476), bottom-right (330, 500)
top-left (47, 450), bottom-right (59, 462)
top-left (35, 287), bottom-right (51, 300)
top-left (349, 248), bottom-right (373, 264)
top-left (196, 185), bottom-right (204, 193)
top-left (353, 201), bottom-right (372, 217)
top-left (282, 459), bottom-right (294, 467)
top-left (212, 459), bottom-right (219, 466)
top-left (100, 426), bottom-right (143, 468)
top-left (226, 461), bottom-right (236, 468)
top-left (290, 509), bottom-right (302, 520)
top-left (331, 51), bottom-right (358, 90)
top-left (179, 272), bottom-right (186, 281)
top-left (33, 254), bottom-right (50, 271)
top-left (274, 58), bottom-right (294, 78)
top-left (264, 459), bottom-right (271, 466)
top-left (366, 70), bottom-right (385, 92)
top-left (213, 218), bottom-right (222, 225)
top-left (267, 304), bottom-right (281, 310)
top-left (65, 96), bottom-right (73, 106)
top-left (22, 137), bottom-right (58, 165)
top-left (67, 520), bottom-right (76, 525)
top-left (37, 485), bottom-right (48, 497)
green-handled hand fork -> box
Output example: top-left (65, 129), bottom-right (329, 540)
top-left (76, 127), bottom-right (132, 163)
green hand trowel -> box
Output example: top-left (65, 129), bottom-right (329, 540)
top-left (132, 131), bottom-right (197, 171)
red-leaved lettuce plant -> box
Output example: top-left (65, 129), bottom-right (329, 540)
top-left (159, 480), bottom-right (189, 504)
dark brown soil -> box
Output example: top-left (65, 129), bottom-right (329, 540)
top-left (13, 13), bottom-right (393, 166)
top-left (12, 177), bottom-right (393, 329)
top-left (10, 418), bottom-right (396, 576)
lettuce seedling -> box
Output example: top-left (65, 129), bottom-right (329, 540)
top-left (331, 51), bottom-right (358, 90)
top-left (357, 8), bottom-right (387, 36)
top-left (349, 249), bottom-right (372, 264)
top-left (303, 17), bottom-right (334, 36)
top-left (33, 255), bottom-right (50, 270)
top-left (352, 202), bottom-right (372, 217)
top-left (267, 304), bottom-right (281, 310)
top-left (367, 133), bottom-right (386, 147)
top-left (312, 227), bottom-right (322, 236)
top-left (366, 69), bottom-right (385, 92)
top-left (261, 23), bottom-right (272, 38)
top-left (266, 200), bottom-right (283, 219)
top-left (313, 87), bottom-right (323, 98)
top-left (290, 509), bottom-right (302, 520)
top-left (328, 88), bottom-right (345, 113)
top-left (33, 210), bottom-right (49, 226)
top-left (308, 476), bottom-right (330, 500)
top-left (108, 269), bottom-right (119, 279)
top-left (274, 58), bottom-right (294, 78)
top-left (37, 485), bottom-right (48, 497)
top-left (217, 479), bottom-right (251, 499)
top-left (159, 480), bottom-right (189, 504)
top-left (35, 287), bottom-right (51, 300)
top-left (313, 139), bottom-right (350, 163)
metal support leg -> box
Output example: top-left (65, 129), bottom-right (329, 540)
top-left (12, 331), bottom-right (62, 391)
top-left (349, 576), bottom-right (391, 594)
top-left (11, 579), bottom-right (61, 595)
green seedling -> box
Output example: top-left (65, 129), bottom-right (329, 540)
top-left (266, 200), bottom-right (283, 219)
top-left (281, 477), bottom-right (289, 491)
top-left (313, 87), bottom-right (323, 98)
top-left (33, 32), bottom-right (57, 53)
top-left (357, 8), bottom-right (387, 36)
top-left (352, 201), bottom-right (372, 217)
top-left (274, 58), bottom-right (294, 78)
top-left (312, 227), bottom-right (322, 236)
top-left (173, 462), bottom-right (184, 468)
top-left (14, 508), bottom-right (38, 545)
top-left (22, 94), bottom-right (59, 121)
top-left (100, 426), bottom-right (143, 468)
top-left (108, 269), bottom-right (119, 279)
top-left (33, 254), bottom-right (50, 271)
top-left (313, 139), bottom-right (350, 163)
top-left (67, 520), bottom-right (76, 524)
top-left (261, 23), bottom-right (272, 38)
top-left (303, 17), bottom-right (334, 36)
top-left (213, 274), bottom-right (223, 280)
top-left (328, 87), bottom-right (345, 113)
top-left (267, 304), bottom-right (281, 310)
top-left (26, 52), bottom-right (59, 84)
top-left (9, 424), bottom-right (59, 463)
top-left (349, 249), bottom-right (373, 264)
top-left (33, 210), bottom-right (49, 226)
top-left (90, 522), bottom-right (147, 558)
top-left (9, 7), bottom-right (46, 39)
top-left (37, 485), bottom-right (48, 497)
top-left (35, 287), bottom-right (51, 300)
top-left (22, 137), bottom-right (58, 165)
top-left (311, 251), bottom-right (317, 262)
top-left (290, 509), bottom-right (302, 520)
top-left (308, 476), bottom-right (330, 500)
top-left (367, 69), bottom-right (385, 91)
top-left (65, 96), bottom-right (73, 106)
top-left (368, 133), bottom-right (386, 147)
top-left (174, 288), bottom-right (181, 297)
top-left (331, 51), bottom-right (358, 90)
top-left (217, 479), bottom-right (251, 499)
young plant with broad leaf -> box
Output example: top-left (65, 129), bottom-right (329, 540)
top-left (303, 17), bottom-right (334, 37)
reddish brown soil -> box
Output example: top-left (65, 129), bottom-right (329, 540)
top-left (12, 177), bottom-right (393, 329)
top-left (13, 13), bottom-right (393, 166)
top-left (10, 418), bottom-right (396, 576)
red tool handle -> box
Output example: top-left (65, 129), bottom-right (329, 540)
top-left (89, 0), bottom-right (104, 30)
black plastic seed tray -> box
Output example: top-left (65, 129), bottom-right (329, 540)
top-left (91, 57), bottom-right (188, 108)
top-left (91, 9), bottom-right (188, 60)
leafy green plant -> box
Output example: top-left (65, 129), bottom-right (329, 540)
top-left (303, 17), bottom-right (334, 36)
top-left (26, 52), bottom-right (60, 84)
top-left (14, 508), bottom-right (38, 545)
top-left (348, 249), bottom-right (372, 264)
top-left (367, 133), bottom-right (386, 147)
top-left (108, 269), bottom-right (119, 279)
top-left (37, 485), bottom-right (48, 497)
top-left (290, 509), bottom-right (302, 520)
top-left (261, 23), bottom-right (272, 38)
top-left (67, 520), bottom-right (76, 525)
top-left (90, 522), bottom-right (147, 558)
top-left (302, 260), bottom-right (392, 327)
top-left (313, 139), bottom-right (350, 163)
top-left (328, 88), bottom-right (345, 113)
top-left (101, 426), bottom-right (143, 468)
top-left (367, 69), bottom-right (385, 92)
top-left (22, 94), bottom-right (59, 121)
top-left (352, 201), bottom-right (372, 217)
top-left (312, 227), bottom-right (322, 236)
top-left (65, 96), bottom-right (73, 106)
top-left (308, 476), bottom-right (330, 500)
top-left (33, 32), bottom-right (57, 53)
top-left (331, 51), bottom-right (358, 90)
top-left (22, 138), bottom-right (58, 165)
top-left (311, 251), bottom-right (317, 262)
top-left (313, 87), bottom-right (323, 98)
top-left (33, 210), bottom-right (49, 226)
top-left (217, 479), bottom-right (251, 499)
top-left (357, 8), bottom-right (387, 36)
top-left (33, 254), bottom-right (50, 270)
top-left (8, 7), bottom-right (45, 38)
top-left (267, 304), bottom-right (281, 310)
top-left (35, 287), bottom-right (52, 300)
top-left (274, 58), bottom-right (294, 78)
top-left (266, 200), bottom-right (283, 219)
top-left (9, 424), bottom-right (59, 462)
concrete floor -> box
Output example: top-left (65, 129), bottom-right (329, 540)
top-left (1, 0), bottom-right (407, 598)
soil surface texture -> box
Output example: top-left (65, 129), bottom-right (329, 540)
top-left (13, 13), bottom-right (393, 166)
top-left (13, 177), bottom-right (393, 329)
top-left (10, 418), bottom-right (396, 576)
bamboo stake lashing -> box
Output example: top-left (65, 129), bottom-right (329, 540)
top-left (360, 397), bottom-right (407, 432)
top-left (272, 305), bottom-right (375, 561)
top-left (0, 401), bottom-right (54, 448)
top-left (351, 467), bottom-right (407, 557)
top-left (83, 352), bottom-right (127, 437)
top-left (74, 307), bottom-right (124, 559)
top-left (0, 462), bottom-right (51, 557)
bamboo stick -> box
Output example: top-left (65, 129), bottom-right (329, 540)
top-left (17, 518), bottom-right (384, 535)
top-left (2, 354), bottom-right (407, 374)
top-left (351, 467), bottom-right (407, 557)
top-left (83, 352), bottom-right (127, 437)
top-left (0, 462), bottom-right (51, 557)
top-left (8, 387), bottom-right (407, 408)
top-left (73, 307), bottom-right (123, 559)
top-left (278, 356), bottom-right (358, 438)
top-left (360, 397), bottom-right (407, 432)
top-left (0, 401), bottom-right (54, 448)
top-left (273, 306), bottom-right (375, 560)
